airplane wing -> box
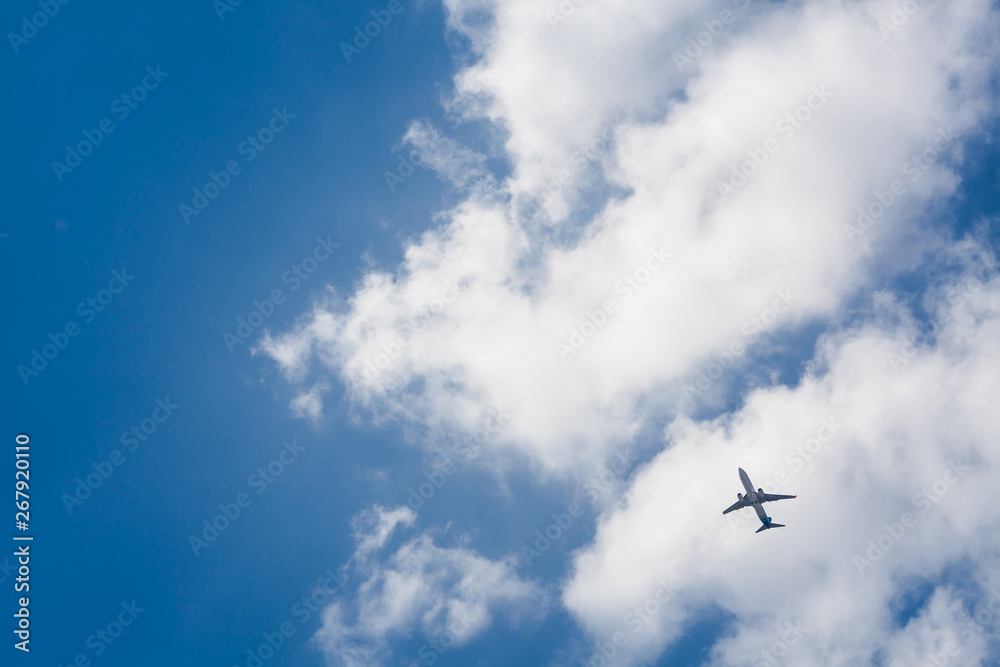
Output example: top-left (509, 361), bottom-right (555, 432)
top-left (722, 497), bottom-right (750, 515)
top-left (759, 493), bottom-right (797, 503)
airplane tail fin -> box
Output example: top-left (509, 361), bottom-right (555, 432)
top-left (756, 523), bottom-right (785, 533)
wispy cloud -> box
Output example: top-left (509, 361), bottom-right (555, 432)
top-left (313, 505), bottom-right (547, 666)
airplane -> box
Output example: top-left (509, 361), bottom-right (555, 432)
top-left (723, 468), bottom-right (796, 533)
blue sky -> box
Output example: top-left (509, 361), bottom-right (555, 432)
top-left (4, 1), bottom-right (1000, 666)
top-left (2, 1), bottom-right (465, 664)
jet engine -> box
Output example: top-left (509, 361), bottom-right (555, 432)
top-left (737, 493), bottom-right (743, 501)
top-left (758, 487), bottom-right (763, 495)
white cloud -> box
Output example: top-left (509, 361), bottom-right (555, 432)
top-left (881, 588), bottom-right (990, 667)
top-left (312, 505), bottom-right (547, 667)
top-left (402, 119), bottom-right (491, 190)
top-left (446, 0), bottom-right (735, 207)
top-left (259, 0), bottom-right (1000, 663)
top-left (290, 379), bottom-right (331, 420)
top-left (350, 504), bottom-right (416, 566)
top-left (563, 262), bottom-right (1000, 665)
top-left (260, 0), bottom-right (1000, 477)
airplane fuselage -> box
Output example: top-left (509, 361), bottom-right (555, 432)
top-left (738, 467), bottom-right (772, 527)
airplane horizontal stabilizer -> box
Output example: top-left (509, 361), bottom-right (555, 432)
top-left (756, 523), bottom-right (785, 533)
